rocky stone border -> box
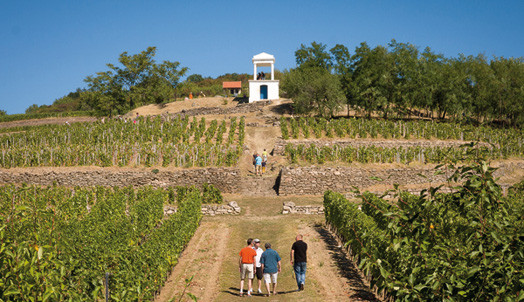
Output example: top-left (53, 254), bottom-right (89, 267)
top-left (202, 201), bottom-right (241, 216)
top-left (0, 168), bottom-right (242, 193)
top-left (278, 161), bottom-right (523, 196)
top-left (282, 201), bottom-right (324, 215)
top-left (163, 201), bottom-right (241, 216)
top-left (163, 100), bottom-right (272, 119)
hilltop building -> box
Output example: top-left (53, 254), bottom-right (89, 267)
top-left (248, 52), bottom-right (279, 102)
top-left (222, 81), bottom-right (242, 96)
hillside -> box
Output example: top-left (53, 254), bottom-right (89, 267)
top-left (1, 98), bottom-right (523, 301)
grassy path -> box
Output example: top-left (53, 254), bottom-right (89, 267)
top-left (157, 196), bottom-right (379, 302)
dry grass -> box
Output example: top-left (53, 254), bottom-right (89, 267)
top-left (126, 96), bottom-right (237, 117)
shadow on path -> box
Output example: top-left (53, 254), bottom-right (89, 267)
top-left (223, 287), bottom-right (297, 297)
top-left (314, 224), bottom-right (380, 302)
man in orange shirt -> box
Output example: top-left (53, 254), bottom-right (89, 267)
top-left (239, 238), bottom-right (257, 297)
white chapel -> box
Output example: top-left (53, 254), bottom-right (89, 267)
top-left (248, 52), bottom-right (279, 102)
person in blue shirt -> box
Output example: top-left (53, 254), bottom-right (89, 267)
top-left (260, 242), bottom-right (282, 296)
top-left (255, 153), bottom-right (263, 176)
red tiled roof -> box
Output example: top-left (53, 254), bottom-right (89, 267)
top-left (222, 81), bottom-right (242, 89)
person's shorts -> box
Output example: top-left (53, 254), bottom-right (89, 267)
top-left (263, 272), bottom-right (278, 283)
top-left (262, 162), bottom-right (266, 167)
top-left (255, 266), bottom-right (263, 280)
top-left (241, 263), bottom-right (254, 280)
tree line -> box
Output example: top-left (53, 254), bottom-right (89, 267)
top-left (23, 47), bottom-right (258, 117)
top-left (282, 41), bottom-right (524, 127)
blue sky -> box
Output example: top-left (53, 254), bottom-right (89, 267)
top-left (1, 0), bottom-right (523, 114)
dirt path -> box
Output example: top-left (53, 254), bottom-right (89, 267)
top-left (238, 123), bottom-right (281, 176)
top-left (300, 224), bottom-right (379, 301)
top-left (155, 221), bottom-right (231, 302)
top-left (156, 196), bottom-right (378, 302)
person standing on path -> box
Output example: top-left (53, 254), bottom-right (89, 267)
top-left (251, 239), bottom-right (264, 295)
top-left (255, 153), bottom-right (263, 176)
top-left (262, 149), bottom-right (268, 174)
top-left (290, 234), bottom-right (308, 291)
top-left (260, 242), bottom-right (282, 296)
top-left (239, 238), bottom-right (257, 297)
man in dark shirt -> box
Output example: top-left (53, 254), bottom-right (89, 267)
top-left (290, 234), bottom-right (308, 291)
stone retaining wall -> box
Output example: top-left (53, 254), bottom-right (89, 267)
top-left (0, 168), bottom-right (242, 193)
top-left (202, 201), bottom-right (241, 215)
top-left (282, 202), bottom-right (324, 215)
top-left (273, 139), bottom-right (492, 155)
top-left (1, 161), bottom-right (521, 196)
top-left (165, 100), bottom-right (271, 119)
top-left (278, 161), bottom-right (524, 196)
top-left (164, 201), bottom-right (241, 216)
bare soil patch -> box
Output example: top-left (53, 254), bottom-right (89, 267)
top-left (300, 223), bottom-right (379, 301)
top-left (155, 220), bottom-right (231, 302)
top-left (127, 97), bottom-right (237, 117)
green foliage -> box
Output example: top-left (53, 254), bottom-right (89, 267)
top-left (280, 117), bottom-right (290, 139)
top-left (84, 46), bottom-right (188, 116)
top-left (178, 72), bottom-right (252, 98)
top-left (177, 184), bottom-right (223, 204)
top-left (0, 116), bottom-right (244, 168)
top-left (281, 42), bottom-right (346, 117)
top-left (24, 89), bottom-right (93, 115)
top-left (282, 66), bottom-right (345, 118)
top-left (508, 179), bottom-right (524, 197)
top-left (290, 40), bottom-right (524, 127)
top-left (284, 143), bottom-right (508, 165)
top-left (0, 185), bottom-right (202, 301)
top-left (324, 161), bottom-right (524, 300)
top-left (280, 117), bottom-right (524, 162)
top-left (202, 183), bottom-right (223, 204)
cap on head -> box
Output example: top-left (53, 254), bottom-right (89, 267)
top-left (254, 239), bottom-right (260, 243)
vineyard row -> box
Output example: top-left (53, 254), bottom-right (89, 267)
top-left (323, 162), bottom-right (523, 300)
top-left (0, 116), bottom-right (245, 168)
top-left (0, 185), bottom-right (206, 301)
top-left (284, 143), bottom-right (513, 165)
top-left (280, 117), bottom-right (524, 157)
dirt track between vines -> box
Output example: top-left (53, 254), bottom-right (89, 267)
top-left (155, 196), bottom-right (380, 302)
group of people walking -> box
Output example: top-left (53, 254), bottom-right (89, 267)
top-left (238, 235), bottom-right (308, 297)
top-left (252, 149), bottom-right (268, 175)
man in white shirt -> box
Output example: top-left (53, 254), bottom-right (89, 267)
top-left (251, 238), bottom-right (264, 294)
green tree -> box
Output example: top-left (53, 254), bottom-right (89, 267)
top-left (295, 41), bottom-right (333, 70)
top-left (282, 67), bottom-right (345, 117)
top-left (25, 104), bottom-right (40, 114)
top-left (84, 47), bottom-right (187, 116)
top-left (0, 110), bottom-right (6, 116)
top-left (330, 44), bottom-right (356, 116)
top-left (186, 74), bottom-right (204, 83)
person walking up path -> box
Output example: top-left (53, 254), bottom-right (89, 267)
top-left (262, 149), bottom-right (268, 174)
top-left (255, 153), bottom-right (262, 176)
top-left (239, 238), bottom-right (257, 297)
top-left (260, 242), bottom-right (281, 297)
top-left (290, 234), bottom-right (308, 291)
top-left (251, 239), bottom-right (264, 295)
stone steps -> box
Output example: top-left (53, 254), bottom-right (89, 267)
top-left (238, 176), bottom-right (278, 196)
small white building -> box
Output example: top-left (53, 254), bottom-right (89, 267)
top-left (248, 52), bottom-right (279, 103)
